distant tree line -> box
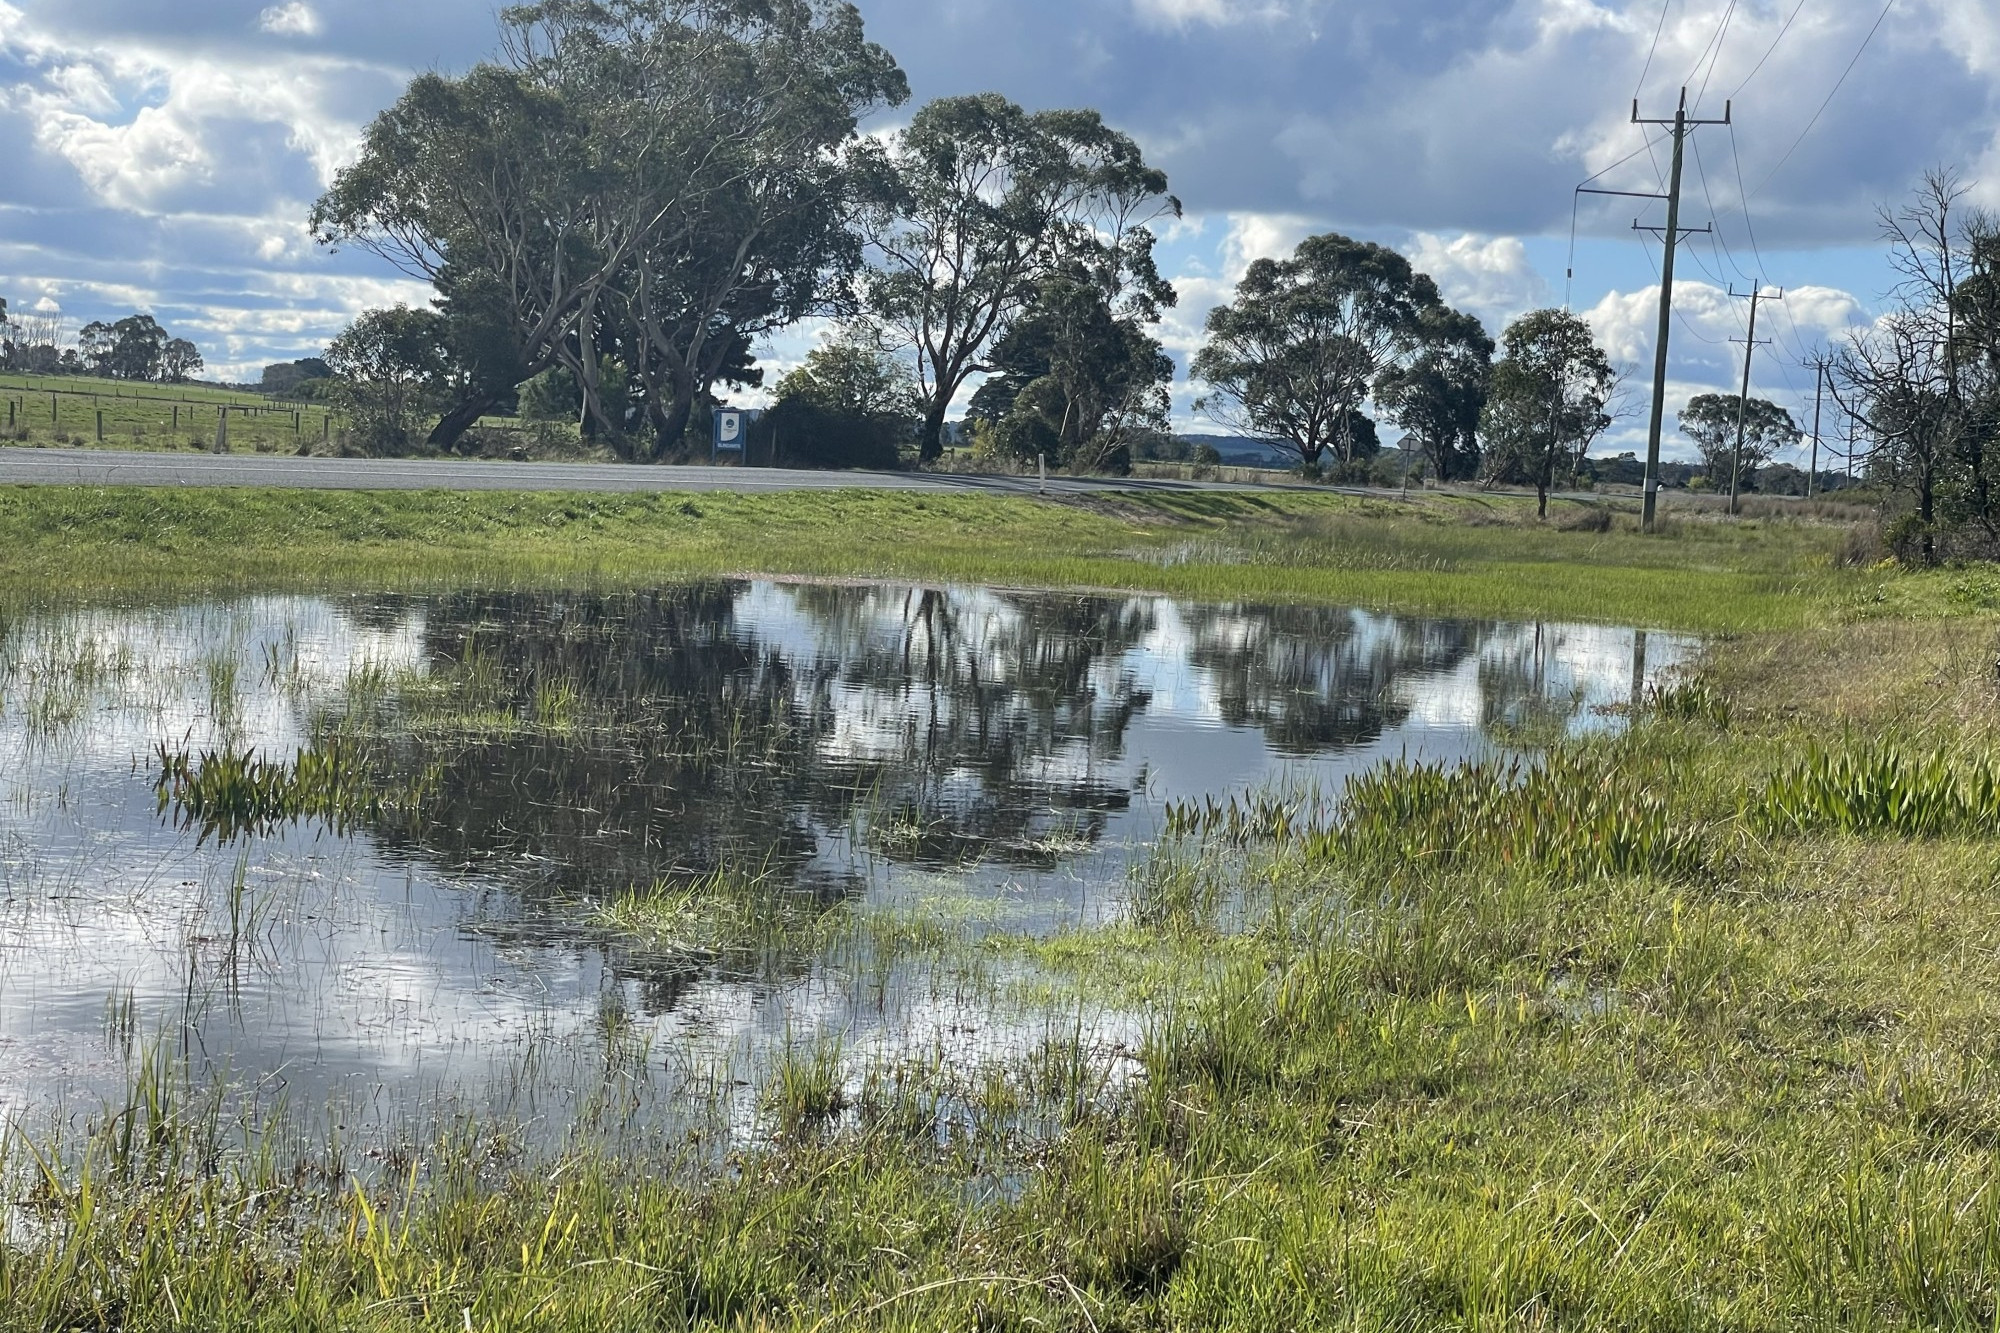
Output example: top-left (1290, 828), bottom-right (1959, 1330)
top-left (0, 300), bottom-right (204, 383)
top-left (304, 0), bottom-right (1835, 497)
top-left (0, 303), bottom-right (205, 383)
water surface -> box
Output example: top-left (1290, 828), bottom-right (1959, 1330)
top-left (0, 581), bottom-right (1691, 1146)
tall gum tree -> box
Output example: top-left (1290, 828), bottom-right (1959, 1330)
top-left (313, 0), bottom-right (904, 458)
top-left (859, 94), bottom-right (1177, 464)
top-left (1192, 233), bottom-right (1440, 474)
top-left (1478, 308), bottom-right (1617, 519)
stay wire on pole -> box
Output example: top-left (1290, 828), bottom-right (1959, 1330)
top-left (1746, 0), bottom-right (1896, 203)
top-left (1567, 131), bottom-right (1673, 308)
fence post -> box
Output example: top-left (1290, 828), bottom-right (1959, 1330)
top-left (214, 407), bottom-right (229, 454)
top-left (96, 409), bottom-right (103, 442)
top-left (172, 405), bottom-right (179, 432)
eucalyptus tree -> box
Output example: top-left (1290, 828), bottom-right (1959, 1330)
top-left (860, 94), bottom-right (1179, 463)
top-left (1479, 308), bottom-right (1617, 519)
top-left (313, 0), bottom-right (904, 457)
top-left (536, 0), bottom-right (906, 456)
top-left (1677, 393), bottom-right (1800, 488)
top-left (312, 62), bottom-right (594, 448)
top-left (1192, 232), bottom-right (1440, 474)
top-left (1374, 304), bottom-right (1493, 482)
top-left (160, 338), bottom-right (203, 384)
top-left (1833, 170), bottom-right (2000, 561)
top-left (968, 264), bottom-right (1175, 473)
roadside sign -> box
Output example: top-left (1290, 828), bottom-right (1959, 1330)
top-left (712, 408), bottom-right (744, 457)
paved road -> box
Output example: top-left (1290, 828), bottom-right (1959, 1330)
top-left (0, 447), bottom-right (1319, 497)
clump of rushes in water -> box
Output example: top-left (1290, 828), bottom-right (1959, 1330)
top-left (154, 738), bottom-right (415, 844)
top-left (591, 868), bottom-right (843, 965)
top-left (1169, 751), bottom-right (1718, 881)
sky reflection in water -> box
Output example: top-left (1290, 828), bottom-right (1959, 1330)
top-left (0, 581), bottom-right (1692, 1144)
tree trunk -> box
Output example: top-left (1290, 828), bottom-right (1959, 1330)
top-left (652, 392), bottom-right (695, 462)
top-left (1921, 462), bottom-right (1938, 564)
top-left (918, 398), bottom-right (950, 465)
top-left (426, 391), bottom-right (502, 453)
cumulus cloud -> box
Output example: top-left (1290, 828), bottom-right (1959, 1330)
top-left (258, 4), bottom-right (322, 38)
top-left (0, 0), bottom-right (1990, 395)
top-left (1406, 231), bottom-right (1551, 334)
top-left (1131, 0), bottom-right (1285, 30)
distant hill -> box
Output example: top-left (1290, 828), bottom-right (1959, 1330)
top-left (1171, 434), bottom-right (1295, 469)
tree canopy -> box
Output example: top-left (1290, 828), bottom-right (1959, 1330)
top-left (1479, 308), bottom-right (1617, 518)
top-left (860, 93), bottom-right (1178, 464)
top-left (1191, 232), bottom-right (1444, 475)
top-left (1678, 393), bottom-right (1800, 490)
top-left (313, 0), bottom-right (906, 457)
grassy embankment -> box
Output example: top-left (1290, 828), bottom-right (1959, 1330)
top-left (0, 372), bottom-right (333, 453)
top-left (0, 482), bottom-right (1890, 632)
top-left (16, 484), bottom-right (2000, 1328)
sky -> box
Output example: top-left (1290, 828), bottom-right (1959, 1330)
top-left (1, 0), bottom-right (1996, 462)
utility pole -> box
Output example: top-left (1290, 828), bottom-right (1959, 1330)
top-left (1726, 282), bottom-right (1781, 515)
top-left (1807, 361), bottom-right (1825, 500)
top-left (1623, 89), bottom-right (1731, 532)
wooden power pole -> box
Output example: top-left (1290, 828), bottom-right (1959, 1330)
top-left (1624, 89), bottom-right (1731, 532)
top-left (1727, 283), bottom-right (1781, 515)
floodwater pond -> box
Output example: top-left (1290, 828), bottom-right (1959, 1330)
top-left (0, 580), bottom-right (1692, 1155)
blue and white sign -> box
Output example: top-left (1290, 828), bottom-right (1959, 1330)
top-left (712, 409), bottom-right (744, 452)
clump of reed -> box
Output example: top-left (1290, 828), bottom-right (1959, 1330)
top-left (1336, 750), bottom-right (1715, 881)
top-left (154, 738), bottom-right (417, 843)
top-left (1758, 741), bottom-right (2000, 837)
top-left (1647, 676), bottom-right (1733, 728)
top-left (591, 867), bottom-right (842, 967)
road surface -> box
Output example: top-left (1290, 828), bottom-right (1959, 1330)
top-left (0, 447), bottom-right (1320, 497)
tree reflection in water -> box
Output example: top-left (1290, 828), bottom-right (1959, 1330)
top-left (321, 583), bottom-right (1668, 997)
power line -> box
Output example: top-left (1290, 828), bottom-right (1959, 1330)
top-left (1747, 0), bottom-right (1895, 203)
top-left (1730, 0), bottom-right (1810, 98)
top-left (1687, 0), bottom-right (1739, 112)
top-left (1696, 0), bottom-right (1744, 110)
top-left (1635, 0), bottom-right (1675, 101)
top-left (1727, 122), bottom-right (1818, 379)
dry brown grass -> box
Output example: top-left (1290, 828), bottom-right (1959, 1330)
top-left (1708, 618), bottom-right (2000, 737)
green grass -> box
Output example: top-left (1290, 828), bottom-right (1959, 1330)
top-left (14, 473), bottom-right (2000, 1329)
top-left (0, 484), bottom-right (1870, 631)
top-left (0, 372), bottom-right (334, 453)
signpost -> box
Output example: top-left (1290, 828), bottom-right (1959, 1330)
top-left (712, 408), bottom-right (744, 463)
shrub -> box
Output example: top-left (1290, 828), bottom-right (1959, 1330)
top-left (1555, 504), bottom-right (1614, 533)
